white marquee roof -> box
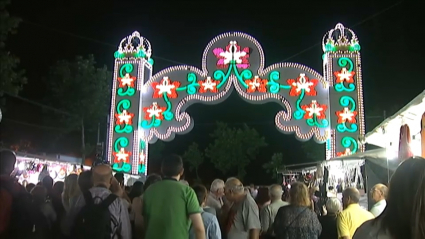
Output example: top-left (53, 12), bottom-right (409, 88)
top-left (365, 90), bottom-right (425, 156)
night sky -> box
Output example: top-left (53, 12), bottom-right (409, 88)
top-left (2, 0), bottom-right (424, 184)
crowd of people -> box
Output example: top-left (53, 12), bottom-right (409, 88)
top-left (0, 149), bottom-right (424, 239)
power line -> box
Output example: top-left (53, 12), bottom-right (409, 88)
top-left (2, 118), bottom-right (68, 131)
top-left (3, 92), bottom-right (77, 117)
top-left (22, 20), bottom-right (188, 65)
top-left (279, 1), bottom-right (403, 62)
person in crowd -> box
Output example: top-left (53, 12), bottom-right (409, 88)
top-left (369, 184), bottom-right (388, 217)
top-left (223, 178), bottom-right (261, 239)
top-left (133, 173), bottom-right (162, 238)
top-left (42, 176), bottom-right (54, 191)
top-left (190, 184), bottom-right (222, 239)
top-left (206, 179), bottom-right (225, 214)
top-left (260, 184), bottom-right (289, 238)
top-left (53, 181), bottom-right (64, 196)
top-left (319, 197), bottom-right (341, 239)
top-left (274, 182), bottom-right (322, 239)
top-left (114, 172), bottom-right (131, 210)
top-left (0, 149), bottom-right (31, 237)
top-left (249, 184), bottom-right (258, 198)
top-left (142, 155), bottom-right (205, 239)
top-left (26, 183), bottom-right (36, 193)
top-left (256, 187), bottom-right (271, 210)
top-left (63, 164), bottom-right (131, 239)
top-left (337, 188), bottom-right (374, 239)
top-left (78, 170), bottom-right (93, 194)
top-left (128, 181), bottom-right (144, 236)
top-left (354, 157), bottom-right (425, 239)
top-left (30, 185), bottom-right (57, 230)
top-left (128, 181), bottom-right (144, 202)
top-left (142, 173), bottom-right (162, 192)
top-left (62, 174), bottom-right (80, 212)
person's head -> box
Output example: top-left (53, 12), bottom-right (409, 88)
top-left (143, 173), bottom-right (162, 192)
top-left (42, 176), bottom-right (54, 189)
top-left (342, 187), bottom-right (360, 209)
top-left (78, 170), bottom-right (93, 193)
top-left (53, 181), bottom-right (64, 195)
top-left (30, 185), bottom-right (47, 205)
top-left (128, 181), bottom-right (144, 201)
top-left (161, 154), bottom-right (184, 179)
top-left (63, 174), bottom-right (79, 206)
top-left (0, 150), bottom-right (16, 176)
top-left (224, 178), bottom-right (245, 202)
top-left (114, 172), bottom-right (124, 186)
top-left (380, 157), bottom-right (425, 239)
top-left (92, 164), bottom-right (113, 188)
top-left (210, 179), bottom-right (225, 197)
top-left (370, 183), bottom-right (388, 203)
top-left (192, 184), bottom-right (208, 207)
top-left (255, 187), bottom-right (270, 206)
top-left (289, 182), bottom-right (311, 207)
top-left (26, 183), bottom-right (36, 193)
top-left (326, 197), bottom-right (342, 215)
top-left (269, 184), bottom-right (284, 201)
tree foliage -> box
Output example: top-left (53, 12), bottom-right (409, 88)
top-left (262, 152), bottom-right (284, 179)
top-left (183, 142), bottom-right (204, 180)
top-left (0, 0), bottom-right (26, 95)
top-left (206, 122), bottom-right (267, 179)
top-left (301, 139), bottom-right (325, 161)
top-left (43, 55), bottom-right (111, 132)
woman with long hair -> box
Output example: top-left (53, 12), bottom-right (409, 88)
top-left (274, 182), bottom-right (322, 239)
top-left (354, 157), bottom-right (425, 239)
top-left (61, 174), bottom-right (79, 212)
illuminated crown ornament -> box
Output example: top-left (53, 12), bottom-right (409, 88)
top-left (114, 31), bottom-right (154, 64)
top-left (322, 23), bottom-right (360, 53)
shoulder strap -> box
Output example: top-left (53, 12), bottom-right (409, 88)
top-left (83, 191), bottom-right (94, 206)
top-left (100, 194), bottom-right (118, 208)
top-left (284, 207), bottom-right (308, 231)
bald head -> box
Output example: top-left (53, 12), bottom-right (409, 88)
top-left (343, 187), bottom-right (360, 204)
top-left (225, 178), bottom-right (244, 194)
top-left (372, 184), bottom-right (388, 198)
top-left (92, 165), bottom-right (113, 187)
top-left (269, 184), bottom-right (284, 200)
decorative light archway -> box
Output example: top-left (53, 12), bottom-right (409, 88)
top-left (107, 23), bottom-right (365, 175)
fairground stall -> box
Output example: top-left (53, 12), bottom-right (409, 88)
top-left (365, 90), bottom-right (425, 160)
top-left (12, 151), bottom-right (87, 185)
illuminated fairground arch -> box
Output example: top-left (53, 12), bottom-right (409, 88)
top-left (107, 23), bottom-right (365, 175)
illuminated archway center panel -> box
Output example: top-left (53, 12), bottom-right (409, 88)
top-left (107, 24), bottom-right (365, 175)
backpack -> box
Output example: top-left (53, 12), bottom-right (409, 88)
top-left (72, 191), bottom-right (118, 239)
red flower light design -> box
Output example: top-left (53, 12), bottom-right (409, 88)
top-left (301, 100), bottom-right (328, 119)
top-left (113, 148), bottom-right (131, 163)
top-left (115, 110), bottom-right (134, 125)
top-left (245, 76), bottom-right (268, 93)
top-left (212, 41), bottom-right (250, 69)
top-left (335, 108), bottom-right (358, 124)
top-left (334, 68), bottom-right (355, 84)
top-left (151, 77), bottom-right (180, 98)
top-left (143, 102), bottom-right (166, 120)
top-left (337, 148), bottom-right (352, 157)
top-left (198, 77), bottom-right (219, 93)
top-left (287, 74), bottom-right (318, 97)
top-left (118, 73), bottom-right (136, 88)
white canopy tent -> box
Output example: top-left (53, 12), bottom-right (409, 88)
top-left (365, 90), bottom-right (425, 158)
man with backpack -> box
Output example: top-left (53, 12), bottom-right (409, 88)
top-left (63, 164), bottom-right (131, 239)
